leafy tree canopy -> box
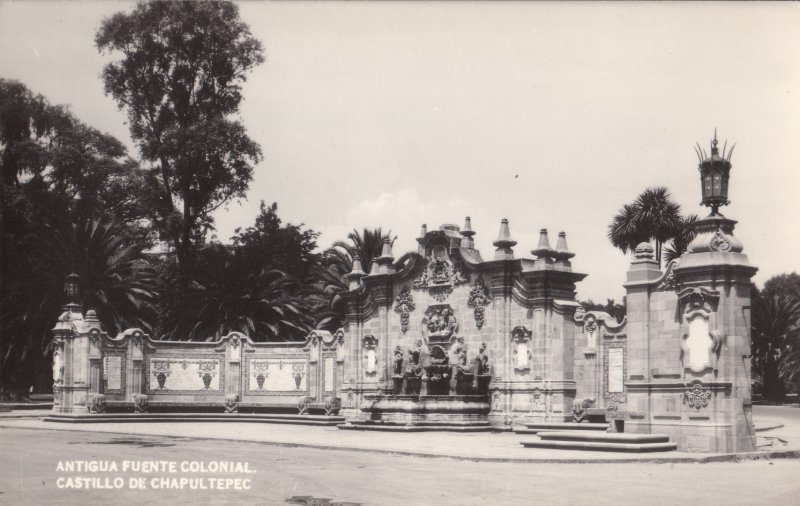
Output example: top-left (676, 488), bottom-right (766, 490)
top-left (96, 0), bottom-right (264, 276)
top-left (608, 186), bottom-right (686, 267)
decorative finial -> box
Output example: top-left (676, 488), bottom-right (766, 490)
top-left (711, 128), bottom-right (719, 155)
top-left (634, 242), bottom-right (655, 260)
top-left (553, 231), bottom-right (575, 261)
top-left (461, 216), bottom-right (475, 249)
top-left (375, 237), bottom-right (396, 275)
top-left (531, 228), bottom-right (556, 259)
top-left (349, 255), bottom-right (365, 276)
top-left (462, 216), bottom-right (474, 237)
top-left (493, 218), bottom-right (516, 260)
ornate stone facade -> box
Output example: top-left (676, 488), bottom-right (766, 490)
top-left (339, 220), bottom-right (585, 428)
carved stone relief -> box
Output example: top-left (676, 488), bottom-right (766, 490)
top-left (467, 279), bottom-right (492, 329)
top-left (686, 383), bottom-right (711, 409)
top-left (393, 289), bottom-right (415, 334)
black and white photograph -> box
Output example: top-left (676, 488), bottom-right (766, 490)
top-left (0, 1), bottom-right (799, 505)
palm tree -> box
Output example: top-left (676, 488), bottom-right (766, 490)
top-left (158, 244), bottom-right (314, 342)
top-left (329, 228), bottom-right (396, 275)
top-left (663, 214), bottom-right (699, 264)
top-left (308, 228), bottom-right (396, 331)
top-left (0, 214), bottom-right (155, 396)
top-left (608, 187), bottom-right (684, 267)
top-left (751, 293), bottom-right (800, 402)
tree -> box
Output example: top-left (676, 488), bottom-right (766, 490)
top-left (232, 201), bottom-right (320, 281)
top-left (751, 273), bottom-right (800, 402)
top-left (762, 273), bottom-right (800, 300)
top-left (156, 244), bottom-right (314, 342)
top-left (662, 214), bottom-right (699, 264)
top-left (96, 1), bottom-right (264, 283)
top-left (579, 298), bottom-right (626, 323)
top-left (0, 81), bottom-right (156, 397)
top-left (1, 215), bottom-right (155, 397)
top-left (328, 228), bottom-right (396, 276)
top-left (751, 292), bottom-right (800, 402)
top-left (608, 186), bottom-right (684, 267)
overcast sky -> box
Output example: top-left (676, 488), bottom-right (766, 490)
top-left (1, 1), bottom-right (798, 302)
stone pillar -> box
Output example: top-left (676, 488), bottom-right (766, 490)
top-left (671, 213), bottom-right (757, 452)
top-left (52, 303), bottom-right (91, 414)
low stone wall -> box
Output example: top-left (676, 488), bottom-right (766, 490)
top-left (51, 309), bottom-right (344, 416)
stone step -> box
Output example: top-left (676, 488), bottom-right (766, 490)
top-left (538, 431), bottom-right (671, 444)
top-left (515, 422), bottom-right (608, 434)
top-left (521, 439), bottom-right (677, 452)
top-left (338, 421), bottom-right (505, 432)
top-left (43, 413), bottom-right (345, 426)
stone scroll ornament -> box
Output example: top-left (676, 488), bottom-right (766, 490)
top-left (393, 289), bottom-right (416, 334)
top-left (467, 279), bottom-right (492, 329)
top-left (686, 383), bottom-right (711, 409)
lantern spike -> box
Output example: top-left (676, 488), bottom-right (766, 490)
top-left (726, 143), bottom-right (736, 161)
top-left (722, 139), bottom-right (728, 158)
top-left (693, 145), bottom-right (703, 163)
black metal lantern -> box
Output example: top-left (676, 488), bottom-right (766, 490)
top-left (695, 131), bottom-right (734, 215)
top-left (64, 273), bottom-right (80, 303)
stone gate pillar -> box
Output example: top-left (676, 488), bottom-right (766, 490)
top-left (51, 273), bottom-right (92, 414)
top-left (624, 134), bottom-right (757, 452)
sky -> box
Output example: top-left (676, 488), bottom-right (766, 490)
top-left (1, 1), bottom-right (798, 302)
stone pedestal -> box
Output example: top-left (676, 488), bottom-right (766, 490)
top-left (623, 213), bottom-right (757, 452)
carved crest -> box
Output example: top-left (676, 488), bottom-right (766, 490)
top-left (467, 279), bottom-right (492, 329)
top-left (686, 383), bottom-right (711, 409)
top-left (393, 289), bottom-right (416, 333)
top-left (709, 230), bottom-right (732, 252)
top-left (412, 256), bottom-right (468, 302)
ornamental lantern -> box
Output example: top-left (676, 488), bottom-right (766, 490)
top-left (64, 273), bottom-right (80, 304)
top-left (695, 130), bottom-right (734, 215)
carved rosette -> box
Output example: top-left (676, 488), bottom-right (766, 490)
top-left (686, 383), bottom-right (711, 409)
top-left (393, 289), bottom-right (415, 333)
top-left (467, 279), bottom-right (492, 329)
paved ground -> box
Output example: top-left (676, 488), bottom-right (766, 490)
top-left (0, 405), bottom-right (799, 504)
top-left (1, 426), bottom-right (799, 506)
top-left (2, 405), bottom-right (799, 462)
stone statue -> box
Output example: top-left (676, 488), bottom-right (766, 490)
top-left (393, 345), bottom-right (404, 376)
top-left (52, 348), bottom-right (63, 385)
top-left (475, 342), bottom-right (490, 375)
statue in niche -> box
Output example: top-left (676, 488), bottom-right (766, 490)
top-left (585, 318), bottom-right (598, 350)
top-left (474, 342), bottom-right (490, 375)
top-left (430, 257), bottom-right (450, 284)
top-left (393, 346), bottom-right (405, 376)
top-left (52, 348), bottom-right (63, 386)
top-left (392, 345), bottom-right (405, 393)
top-left (404, 339), bottom-right (424, 395)
top-left (468, 342), bottom-right (491, 393)
top-left (452, 339), bottom-right (468, 372)
top-left (408, 339), bottom-right (422, 370)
